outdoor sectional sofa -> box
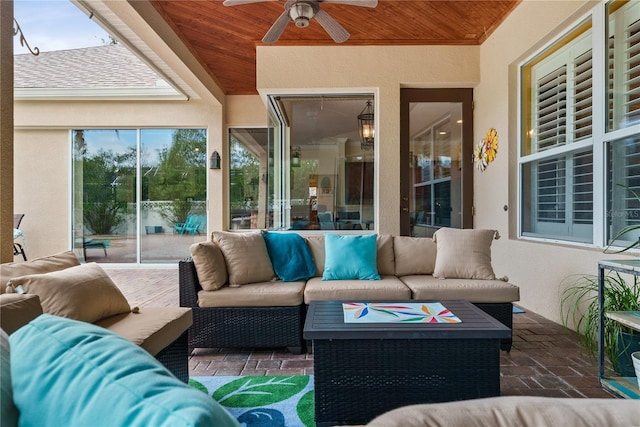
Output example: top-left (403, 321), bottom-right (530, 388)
top-left (0, 251), bottom-right (192, 382)
top-left (179, 228), bottom-right (520, 354)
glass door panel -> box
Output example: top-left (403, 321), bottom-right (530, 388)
top-left (400, 89), bottom-right (473, 236)
top-left (72, 129), bottom-right (137, 262)
top-left (140, 129), bottom-right (206, 263)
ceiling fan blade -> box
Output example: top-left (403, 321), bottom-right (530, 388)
top-left (262, 10), bottom-right (291, 43)
top-left (223, 0), bottom-right (278, 6)
top-left (321, 0), bottom-right (378, 8)
top-left (314, 8), bottom-right (350, 43)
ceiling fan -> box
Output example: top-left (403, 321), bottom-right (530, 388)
top-left (223, 0), bottom-right (378, 44)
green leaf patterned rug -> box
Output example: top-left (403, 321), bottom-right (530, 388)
top-left (189, 375), bottom-right (315, 427)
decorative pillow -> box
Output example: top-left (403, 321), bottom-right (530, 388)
top-left (394, 236), bottom-right (437, 276)
top-left (262, 231), bottom-right (316, 282)
top-left (432, 228), bottom-right (498, 280)
top-left (322, 234), bottom-right (381, 281)
top-left (190, 241), bottom-right (228, 291)
top-left (212, 231), bottom-right (275, 286)
top-left (7, 263), bottom-right (131, 323)
top-left (9, 314), bottom-right (240, 427)
top-left (1, 329), bottom-right (18, 427)
top-left (1, 250), bottom-right (80, 293)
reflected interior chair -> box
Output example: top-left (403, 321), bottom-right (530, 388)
top-left (318, 211), bottom-right (335, 230)
top-left (13, 214), bottom-right (27, 261)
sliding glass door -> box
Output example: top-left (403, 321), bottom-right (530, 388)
top-left (72, 128), bottom-right (207, 263)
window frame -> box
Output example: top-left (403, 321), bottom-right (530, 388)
top-left (518, 0), bottom-right (640, 251)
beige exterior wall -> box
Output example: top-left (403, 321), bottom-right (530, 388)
top-left (474, 0), bottom-right (633, 324)
top-left (257, 45), bottom-right (480, 236)
top-left (13, 98), bottom-right (220, 259)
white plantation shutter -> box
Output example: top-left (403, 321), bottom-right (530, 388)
top-left (573, 50), bottom-right (593, 141)
top-left (535, 67), bottom-right (567, 152)
top-left (573, 150), bottom-right (593, 226)
top-left (536, 158), bottom-right (566, 223)
top-left (624, 18), bottom-right (640, 125)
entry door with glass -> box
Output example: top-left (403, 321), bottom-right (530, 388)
top-left (400, 89), bottom-right (473, 236)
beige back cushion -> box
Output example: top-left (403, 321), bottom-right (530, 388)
top-left (1, 251), bottom-right (80, 293)
top-left (211, 231), bottom-right (274, 286)
top-left (6, 263), bottom-right (131, 323)
top-left (305, 235), bottom-right (326, 277)
top-left (0, 294), bottom-right (43, 335)
top-left (394, 236), bottom-right (437, 276)
top-left (190, 241), bottom-right (228, 291)
top-left (376, 234), bottom-right (395, 276)
top-left (432, 228), bottom-right (497, 280)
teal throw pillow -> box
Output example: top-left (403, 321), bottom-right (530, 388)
top-left (10, 314), bottom-right (240, 427)
top-left (262, 231), bottom-right (316, 281)
top-left (322, 234), bottom-right (381, 280)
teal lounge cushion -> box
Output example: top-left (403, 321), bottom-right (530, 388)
top-left (10, 314), bottom-right (240, 427)
top-left (322, 234), bottom-right (381, 280)
top-left (1, 329), bottom-right (18, 427)
top-left (262, 231), bottom-right (316, 281)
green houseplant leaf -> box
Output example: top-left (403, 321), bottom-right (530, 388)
top-left (560, 272), bottom-right (640, 373)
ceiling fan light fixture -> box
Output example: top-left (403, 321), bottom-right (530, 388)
top-left (289, 2), bottom-right (315, 28)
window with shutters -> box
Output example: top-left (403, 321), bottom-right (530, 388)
top-left (520, 23), bottom-right (594, 242)
top-left (519, 0), bottom-right (640, 248)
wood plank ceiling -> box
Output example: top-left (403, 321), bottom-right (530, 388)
top-left (150, 0), bottom-right (520, 95)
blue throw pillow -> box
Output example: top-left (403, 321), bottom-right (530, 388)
top-left (262, 231), bottom-right (316, 281)
top-left (10, 314), bottom-right (240, 427)
top-left (322, 234), bottom-right (381, 280)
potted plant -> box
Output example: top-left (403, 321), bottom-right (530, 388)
top-left (560, 272), bottom-right (640, 376)
top-left (561, 184), bottom-right (640, 376)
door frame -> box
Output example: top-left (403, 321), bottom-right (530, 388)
top-left (399, 88), bottom-right (474, 235)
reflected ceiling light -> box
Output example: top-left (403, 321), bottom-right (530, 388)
top-left (358, 100), bottom-right (375, 150)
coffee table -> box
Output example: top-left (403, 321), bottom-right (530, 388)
top-left (303, 299), bottom-right (510, 426)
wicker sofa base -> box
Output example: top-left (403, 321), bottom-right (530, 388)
top-left (189, 306), bottom-right (304, 354)
top-left (154, 331), bottom-right (189, 383)
top-left (313, 337), bottom-right (501, 426)
top-left (474, 302), bottom-right (513, 352)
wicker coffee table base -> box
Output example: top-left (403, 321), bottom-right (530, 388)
top-left (313, 337), bottom-right (501, 426)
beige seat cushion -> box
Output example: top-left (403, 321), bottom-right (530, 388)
top-left (432, 228), bottom-right (498, 280)
top-left (304, 276), bottom-right (411, 304)
top-left (305, 234), bottom-right (396, 278)
top-left (190, 241), bottom-right (228, 291)
top-left (394, 236), bottom-right (437, 276)
top-left (1, 251), bottom-right (80, 293)
top-left (198, 280), bottom-right (305, 307)
top-left (0, 294), bottom-right (43, 335)
top-left (95, 307), bottom-right (192, 357)
top-left (400, 275), bottom-right (519, 303)
top-left (366, 396), bottom-right (640, 427)
top-left (6, 263), bottom-right (131, 323)
top-left (212, 231), bottom-right (275, 286)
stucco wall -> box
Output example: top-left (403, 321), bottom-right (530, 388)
top-left (13, 98), bottom-right (220, 259)
top-left (474, 0), bottom-right (634, 324)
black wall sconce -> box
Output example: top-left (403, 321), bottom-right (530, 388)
top-left (209, 150), bottom-right (221, 169)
